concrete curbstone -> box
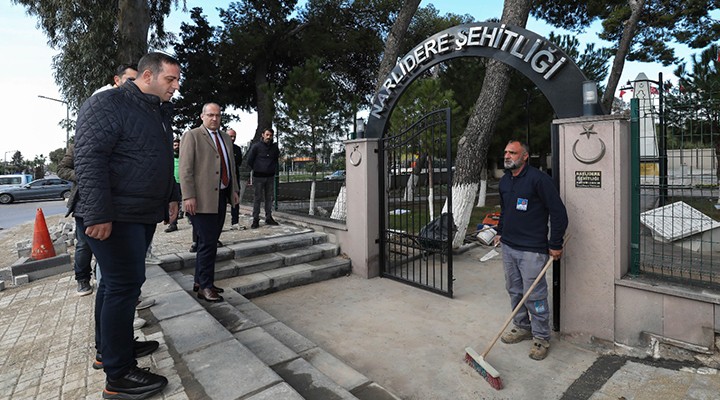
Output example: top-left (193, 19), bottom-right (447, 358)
top-left (13, 274), bottom-right (29, 285)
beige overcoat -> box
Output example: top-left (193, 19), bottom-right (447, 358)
top-left (179, 125), bottom-right (239, 214)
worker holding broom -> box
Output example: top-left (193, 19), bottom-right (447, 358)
top-left (494, 139), bottom-right (568, 361)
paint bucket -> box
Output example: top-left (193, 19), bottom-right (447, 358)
top-left (477, 228), bottom-right (496, 246)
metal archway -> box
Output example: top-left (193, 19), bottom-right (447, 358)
top-left (365, 22), bottom-right (597, 138)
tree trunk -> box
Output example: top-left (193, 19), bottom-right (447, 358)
top-left (374, 0), bottom-right (421, 92)
top-left (117, 0), bottom-right (150, 66)
top-left (450, 0), bottom-right (531, 248)
top-left (601, 0), bottom-right (646, 112)
top-left (404, 153), bottom-right (426, 201)
top-left (254, 59), bottom-right (275, 143)
top-left (427, 156), bottom-right (434, 220)
top-left (476, 166), bottom-right (488, 207)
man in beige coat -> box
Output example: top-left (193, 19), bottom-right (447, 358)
top-left (179, 103), bottom-right (239, 302)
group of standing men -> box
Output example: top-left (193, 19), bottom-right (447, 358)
top-left (61, 50), bottom-right (567, 400)
top-left (68, 52), bottom-right (280, 399)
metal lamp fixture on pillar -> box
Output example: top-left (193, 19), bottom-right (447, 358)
top-left (582, 81), bottom-right (601, 116)
top-left (354, 118), bottom-right (366, 140)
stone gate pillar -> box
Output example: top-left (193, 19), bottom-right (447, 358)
top-left (343, 139), bottom-right (380, 278)
top-left (555, 115), bottom-right (631, 343)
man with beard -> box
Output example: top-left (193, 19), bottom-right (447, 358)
top-left (493, 140), bottom-right (568, 361)
top-left (246, 128), bottom-right (280, 229)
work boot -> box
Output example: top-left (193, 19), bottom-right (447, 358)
top-left (529, 337), bottom-right (550, 360)
top-left (103, 366), bottom-right (167, 399)
top-left (77, 280), bottom-right (93, 296)
top-left (251, 219), bottom-right (259, 229)
top-left (265, 217), bottom-right (279, 226)
top-left (500, 327), bottom-right (533, 344)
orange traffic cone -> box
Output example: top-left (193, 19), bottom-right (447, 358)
top-left (31, 208), bottom-right (56, 260)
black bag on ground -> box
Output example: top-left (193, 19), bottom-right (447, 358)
top-left (418, 213), bottom-right (455, 250)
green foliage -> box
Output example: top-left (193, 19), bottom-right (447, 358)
top-left (172, 7), bottom-right (224, 132)
top-left (664, 46), bottom-right (720, 148)
top-left (47, 147), bottom-right (67, 174)
top-left (12, 0), bottom-right (181, 110)
top-left (532, 0), bottom-right (720, 66)
top-left (276, 57), bottom-right (346, 178)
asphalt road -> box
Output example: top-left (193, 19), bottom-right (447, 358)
top-left (0, 199), bottom-right (68, 231)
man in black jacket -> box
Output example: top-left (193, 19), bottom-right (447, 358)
top-left (494, 140), bottom-right (567, 362)
top-left (74, 52), bottom-right (180, 399)
top-left (246, 128), bottom-right (280, 229)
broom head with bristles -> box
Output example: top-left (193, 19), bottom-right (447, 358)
top-left (464, 347), bottom-right (504, 390)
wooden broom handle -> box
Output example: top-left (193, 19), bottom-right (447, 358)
top-left (481, 234), bottom-right (570, 357)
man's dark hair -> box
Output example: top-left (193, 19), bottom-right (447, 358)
top-left (263, 128), bottom-right (274, 134)
top-left (508, 139), bottom-right (530, 155)
top-left (115, 63), bottom-right (138, 76)
top-left (137, 52), bottom-right (180, 76)
top-left (173, 137), bottom-right (180, 143)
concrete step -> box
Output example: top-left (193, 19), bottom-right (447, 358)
top-left (217, 256), bottom-right (351, 298)
top-left (192, 286), bottom-right (400, 400)
top-left (144, 265), bottom-right (306, 399)
top-left (169, 231), bottom-right (349, 298)
top-left (158, 231), bottom-right (330, 273)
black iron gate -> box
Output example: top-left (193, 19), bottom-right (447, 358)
top-left (378, 108), bottom-right (454, 297)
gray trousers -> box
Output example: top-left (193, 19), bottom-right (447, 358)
top-left (501, 243), bottom-right (551, 340)
top-left (252, 176), bottom-right (274, 221)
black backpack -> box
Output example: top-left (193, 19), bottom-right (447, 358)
top-left (418, 213), bottom-right (456, 250)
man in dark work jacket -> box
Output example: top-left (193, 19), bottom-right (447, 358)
top-left (494, 139), bottom-right (568, 362)
top-left (246, 128), bottom-right (280, 229)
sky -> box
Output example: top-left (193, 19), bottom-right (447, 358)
top-left (0, 1), bottom-right (701, 161)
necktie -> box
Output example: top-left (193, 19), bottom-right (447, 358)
top-left (213, 132), bottom-right (229, 187)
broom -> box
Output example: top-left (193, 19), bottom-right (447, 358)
top-left (464, 235), bottom-right (570, 390)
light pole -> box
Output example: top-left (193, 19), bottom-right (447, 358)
top-left (38, 95), bottom-right (70, 149)
top-left (4, 150), bottom-right (17, 174)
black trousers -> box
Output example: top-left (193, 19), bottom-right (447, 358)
top-left (190, 188), bottom-right (229, 289)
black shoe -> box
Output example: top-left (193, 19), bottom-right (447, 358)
top-left (251, 220), bottom-right (259, 229)
top-left (103, 366), bottom-right (168, 399)
top-left (193, 283), bottom-right (224, 293)
top-left (217, 240), bottom-right (223, 247)
top-left (189, 242), bottom-right (197, 253)
top-left (164, 223), bottom-right (177, 233)
top-left (93, 339), bottom-right (160, 370)
top-left (265, 217), bottom-right (279, 226)
top-left (77, 279), bottom-right (93, 296)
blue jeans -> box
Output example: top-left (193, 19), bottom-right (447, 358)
top-left (252, 176), bottom-right (274, 221)
top-left (501, 244), bottom-right (551, 340)
top-left (73, 222), bottom-right (93, 282)
top-left (78, 217), bottom-right (155, 379)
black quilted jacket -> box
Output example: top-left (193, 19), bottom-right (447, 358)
top-left (74, 81), bottom-right (178, 226)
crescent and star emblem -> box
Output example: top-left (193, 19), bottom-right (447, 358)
top-left (572, 124), bottom-right (606, 164)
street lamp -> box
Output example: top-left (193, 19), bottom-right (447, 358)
top-left (3, 150), bottom-right (17, 174)
top-left (38, 95), bottom-right (70, 149)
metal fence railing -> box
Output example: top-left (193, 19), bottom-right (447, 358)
top-left (272, 178), bottom-right (347, 223)
top-left (631, 89), bottom-right (720, 288)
